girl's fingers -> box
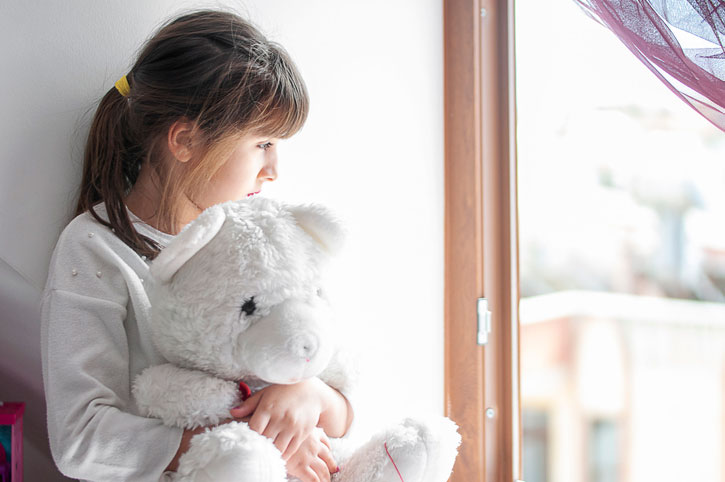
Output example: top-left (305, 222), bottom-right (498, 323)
top-left (247, 410), bottom-right (271, 436)
top-left (318, 443), bottom-right (337, 475)
top-left (282, 434), bottom-right (305, 461)
top-left (229, 391), bottom-right (261, 419)
top-left (319, 431), bottom-right (332, 450)
top-left (274, 429), bottom-right (296, 458)
top-left (311, 459), bottom-right (331, 482)
top-left (262, 424), bottom-right (280, 444)
top-left (301, 467), bottom-right (321, 482)
top-left (262, 416), bottom-right (293, 446)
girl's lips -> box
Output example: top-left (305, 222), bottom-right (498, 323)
top-left (247, 191), bottom-right (260, 197)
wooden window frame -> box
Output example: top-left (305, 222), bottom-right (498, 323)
top-left (443, 1), bottom-right (521, 481)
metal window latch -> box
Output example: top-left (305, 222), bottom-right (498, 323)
top-left (477, 298), bottom-right (492, 345)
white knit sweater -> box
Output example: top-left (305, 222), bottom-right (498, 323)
top-left (41, 203), bottom-right (182, 482)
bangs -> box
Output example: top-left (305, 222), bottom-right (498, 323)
top-left (245, 47), bottom-right (309, 139)
top-left (249, 86), bottom-right (309, 139)
top-left (190, 36), bottom-right (309, 143)
top-left (251, 95), bottom-right (308, 139)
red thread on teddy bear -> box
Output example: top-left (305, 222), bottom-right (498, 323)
top-left (384, 442), bottom-right (405, 482)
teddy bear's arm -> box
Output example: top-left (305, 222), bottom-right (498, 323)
top-left (132, 363), bottom-right (240, 429)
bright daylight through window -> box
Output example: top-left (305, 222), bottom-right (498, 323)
top-left (516, 1), bottom-right (725, 482)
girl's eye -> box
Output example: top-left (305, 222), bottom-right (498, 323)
top-left (258, 142), bottom-right (273, 151)
top-left (240, 297), bottom-right (256, 316)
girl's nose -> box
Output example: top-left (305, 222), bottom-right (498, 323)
top-left (260, 151), bottom-right (278, 182)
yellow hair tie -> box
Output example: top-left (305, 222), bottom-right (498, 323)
top-left (115, 75), bottom-right (130, 97)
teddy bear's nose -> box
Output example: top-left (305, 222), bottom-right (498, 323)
top-left (289, 333), bottom-right (319, 360)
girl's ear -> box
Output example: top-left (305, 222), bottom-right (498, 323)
top-left (288, 204), bottom-right (346, 255)
top-left (167, 119), bottom-right (198, 163)
top-left (150, 204), bottom-right (226, 284)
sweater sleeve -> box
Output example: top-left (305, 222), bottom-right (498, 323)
top-left (41, 289), bottom-right (182, 482)
top-left (40, 218), bottom-right (182, 482)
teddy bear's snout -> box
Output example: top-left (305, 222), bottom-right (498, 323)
top-left (235, 299), bottom-right (335, 383)
top-left (287, 333), bottom-right (319, 361)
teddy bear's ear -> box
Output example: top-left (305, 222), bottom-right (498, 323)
top-left (288, 204), bottom-right (346, 255)
top-left (150, 204), bottom-right (226, 284)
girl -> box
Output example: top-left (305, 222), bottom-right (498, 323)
top-left (41, 9), bottom-right (353, 482)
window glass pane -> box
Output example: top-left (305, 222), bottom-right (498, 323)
top-left (523, 409), bottom-right (550, 482)
top-left (588, 419), bottom-right (618, 482)
top-left (515, 1), bottom-right (725, 482)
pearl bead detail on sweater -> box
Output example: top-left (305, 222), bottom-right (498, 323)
top-left (96, 271), bottom-right (102, 278)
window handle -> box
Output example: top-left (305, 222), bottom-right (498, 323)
top-left (477, 298), bottom-right (492, 345)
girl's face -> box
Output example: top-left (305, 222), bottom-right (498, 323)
top-left (192, 133), bottom-right (280, 209)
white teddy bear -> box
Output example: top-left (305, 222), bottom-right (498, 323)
top-left (132, 196), bottom-right (461, 482)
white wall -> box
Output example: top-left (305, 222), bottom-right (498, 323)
top-left (0, 1), bottom-right (444, 479)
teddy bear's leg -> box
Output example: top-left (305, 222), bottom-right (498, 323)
top-left (410, 416), bottom-right (461, 482)
top-left (333, 416), bottom-right (460, 482)
top-left (173, 421), bottom-right (287, 482)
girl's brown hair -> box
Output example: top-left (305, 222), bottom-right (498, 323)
top-left (76, 9), bottom-right (309, 259)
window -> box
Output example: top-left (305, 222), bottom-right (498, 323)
top-left (523, 409), bottom-right (549, 482)
top-left (588, 419), bottom-right (619, 482)
top-left (445, 2), bottom-right (725, 482)
top-left (516, 1), bottom-right (725, 481)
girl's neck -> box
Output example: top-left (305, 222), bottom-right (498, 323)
top-left (124, 163), bottom-right (201, 235)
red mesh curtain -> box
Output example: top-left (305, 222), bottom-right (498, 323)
top-left (575, 0), bottom-right (725, 130)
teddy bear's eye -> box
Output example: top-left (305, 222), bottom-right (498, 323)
top-left (240, 297), bottom-right (256, 316)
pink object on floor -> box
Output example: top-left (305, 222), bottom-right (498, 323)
top-left (0, 443), bottom-right (9, 482)
top-left (0, 403), bottom-right (24, 482)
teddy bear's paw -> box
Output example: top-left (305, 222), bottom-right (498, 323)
top-left (402, 416), bottom-right (461, 482)
top-left (175, 421), bottom-right (287, 482)
top-left (334, 417), bottom-right (461, 482)
top-left (332, 420), bottom-right (426, 482)
top-left (377, 428), bottom-right (428, 482)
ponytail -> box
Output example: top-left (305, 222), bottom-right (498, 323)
top-left (75, 79), bottom-right (162, 259)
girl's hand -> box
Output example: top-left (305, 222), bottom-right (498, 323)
top-left (286, 428), bottom-right (338, 482)
top-left (229, 378), bottom-right (329, 459)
